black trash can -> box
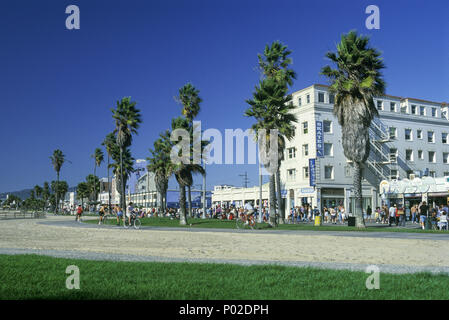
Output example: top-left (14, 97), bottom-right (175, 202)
top-left (348, 216), bottom-right (356, 227)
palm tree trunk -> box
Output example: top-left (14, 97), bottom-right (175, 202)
top-left (55, 172), bottom-right (60, 214)
top-left (93, 164), bottom-right (97, 209)
top-left (120, 148), bottom-right (125, 223)
top-left (108, 155), bottom-right (111, 214)
top-left (275, 168), bottom-right (284, 224)
top-left (179, 185), bottom-right (187, 225)
top-left (269, 174), bottom-right (276, 226)
top-left (353, 162), bottom-right (365, 228)
top-left (187, 185), bottom-right (192, 217)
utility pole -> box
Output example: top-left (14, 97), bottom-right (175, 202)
top-left (239, 171), bottom-right (249, 189)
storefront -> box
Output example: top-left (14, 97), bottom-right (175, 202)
top-left (380, 177), bottom-right (449, 209)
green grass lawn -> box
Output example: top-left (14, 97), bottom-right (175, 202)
top-left (83, 216), bottom-right (449, 234)
top-left (1, 254), bottom-right (448, 300)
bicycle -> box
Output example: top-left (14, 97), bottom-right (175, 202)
top-left (236, 211), bottom-right (256, 230)
top-left (124, 213), bottom-right (141, 229)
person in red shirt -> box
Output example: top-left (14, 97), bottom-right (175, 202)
top-left (76, 205), bottom-right (83, 222)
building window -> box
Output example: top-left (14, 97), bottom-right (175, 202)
top-left (303, 167), bottom-right (309, 179)
top-left (444, 172), bottom-right (449, 177)
top-left (323, 120), bottom-right (332, 133)
top-left (418, 150), bottom-right (423, 160)
top-left (306, 94), bottom-right (310, 104)
top-left (411, 105), bottom-right (417, 115)
top-left (390, 169), bottom-right (398, 179)
top-left (428, 131), bottom-right (435, 143)
top-left (287, 147), bottom-right (296, 159)
top-left (390, 102), bottom-right (396, 112)
top-left (389, 127), bottom-right (397, 139)
top-left (324, 143), bottom-right (333, 156)
top-left (318, 92), bottom-right (325, 103)
top-left (428, 151), bottom-right (436, 163)
top-left (420, 106), bottom-right (425, 116)
top-left (405, 149), bottom-right (413, 161)
top-left (443, 153), bottom-right (449, 164)
top-left (329, 94), bottom-right (335, 104)
top-left (302, 122), bottom-right (308, 134)
top-left (432, 108), bottom-right (437, 117)
top-left (429, 171), bottom-right (436, 178)
top-left (324, 166), bottom-right (334, 179)
top-left (298, 97), bottom-right (302, 106)
top-left (405, 129), bottom-right (412, 141)
top-left (377, 100), bottom-right (383, 110)
top-left (417, 130), bottom-right (422, 139)
top-left (390, 148), bottom-right (398, 163)
top-left (302, 144), bottom-right (309, 156)
top-left (287, 169), bottom-right (296, 181)
top-left (442, 133), bottom-right (448, 144)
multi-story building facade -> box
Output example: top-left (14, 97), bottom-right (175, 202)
top-left (280, 84), bottom-right (449, 216)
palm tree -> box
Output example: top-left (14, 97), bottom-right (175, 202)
top-left (76, 182), bottom-right (89, 209)
top-left (147, 132), bottom-right (174, 213)
top-left (169, 116), bottom-right (205, 225)
top-left (102, 133), bottom-right (118, 214)
top-left (42, 182), bottom-right (50, 211)
top-left (91, 147), bottom-right (104, 205)
top-left (50, 149), bottom-right (65, 214)
top-left (34, 185), bottom-right (42, 199)
top-left (86, 174), bottom-right (100, 207)
top-left (176, 83), bottom-right (203, 217)
top-left (109, 147), bottom-right (135, 211)
top-left (245, 41), bottom-right (297, 226)
top-left (257, 41), bottom-right (297, 223)
top-left (111, 97), bottom-right (142, 211)
top-left (321, 30), bottom-right (386, 228)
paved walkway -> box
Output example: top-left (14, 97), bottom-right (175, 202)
top-left (1, 215), bottom-right (449, 275)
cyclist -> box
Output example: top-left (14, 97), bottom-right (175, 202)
top-left (244, 201), bottom-right (255, 225)
top-left (126, 202), bottom-right (134, 226)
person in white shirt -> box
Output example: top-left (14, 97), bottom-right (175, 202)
top-left (389, 204), bottom-right (397, 227)
top-left (439, 212), bottom-right (448, 230)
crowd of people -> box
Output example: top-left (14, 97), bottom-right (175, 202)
top-left (71, 199), bottom-right (449, 231)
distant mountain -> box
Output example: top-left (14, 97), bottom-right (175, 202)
top-left (0, 186), bottom-right (76, 200)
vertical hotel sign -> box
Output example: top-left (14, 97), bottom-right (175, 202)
top-left (309, 158), bottom-right (316, 187)
top-left (316, 121), bottom-right (324, 157)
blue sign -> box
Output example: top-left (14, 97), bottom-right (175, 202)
top-left (309, 158), bottom-right (316, 187)
top-left (316, 121), bottom-right (324, 157)
top-left (281, 189), bottom-right (287, 198)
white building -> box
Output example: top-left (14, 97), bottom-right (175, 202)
top-left (212, 184), bottom-right (269, 208)
top-left (213, 84), bottom-right (449, 217)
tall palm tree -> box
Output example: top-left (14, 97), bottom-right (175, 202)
top-left (91, 147), bottom-right (104, 205)
top-left (257, 41), bottom-right (297, 223)
top-left (169, 116), bottom-right (205, 225)
top-left (321, 30), bottom-right (386, 228)
top-left (102, 133), bottom-right (118, 214)
top-left (177, 83), bottom-right (203, 217)
top-left (109, 147), bottom-right (135, 210)
top-left (112, 97), bottom-right (142, 211)
top-left (245, 41), bottom-right (297, 226)
top-left (50, 149), bottom-right (65, 214)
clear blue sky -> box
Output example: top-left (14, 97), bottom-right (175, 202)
top-left (0, 0), bottom-right (448, 193)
